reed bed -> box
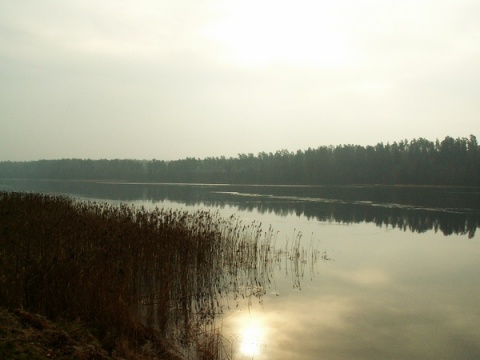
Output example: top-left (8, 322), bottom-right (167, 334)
top-left (0, 191), bottom-right (321, 359)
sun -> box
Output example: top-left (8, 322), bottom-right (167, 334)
top-left (204, 0), bottom-right (356, 67)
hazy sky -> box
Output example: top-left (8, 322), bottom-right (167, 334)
top-left (1, 0), bottom-right (479, 161)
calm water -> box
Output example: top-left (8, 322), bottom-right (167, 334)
top-left (2, 179), bottom-right (480, 359)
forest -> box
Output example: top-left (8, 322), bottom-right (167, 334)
top-left (1, 135), bottom-right (479, 186)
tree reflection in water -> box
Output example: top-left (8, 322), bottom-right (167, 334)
top-left (2, 180), bottom-right (476, 238)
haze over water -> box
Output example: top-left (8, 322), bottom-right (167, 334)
top-left (2, 179), bottom-right (479, 359)
top-left (2, 1), bottom-right (479, 358)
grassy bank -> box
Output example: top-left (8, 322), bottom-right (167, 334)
top-left (0, 192), bottom-right (280, 359)
top-left (0, 305), bottom-right (184, 359)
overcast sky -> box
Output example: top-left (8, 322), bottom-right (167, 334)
top-left (1, 0), bottom-right (479, 161)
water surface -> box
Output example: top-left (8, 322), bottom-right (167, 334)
top-left (1, 180), bottom-right (479, 359)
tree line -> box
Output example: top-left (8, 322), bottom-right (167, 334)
top-left (1, 135), bottom-right (479, 186)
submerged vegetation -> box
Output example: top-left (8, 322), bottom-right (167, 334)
top-left (0, 191), bottom-right (318, 359)
top-left (1, 135), bottom-right (479, 186)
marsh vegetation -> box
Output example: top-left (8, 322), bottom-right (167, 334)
top-left (0, 191), bottom-right (319, 359)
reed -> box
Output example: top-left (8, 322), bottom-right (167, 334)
top-left (0, 191), bottom-right (321, 359)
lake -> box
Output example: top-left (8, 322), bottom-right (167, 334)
top-left (1, 179), bottom-right (480, 359)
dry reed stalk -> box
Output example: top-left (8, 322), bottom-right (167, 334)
top-left (0, 191), bottom-right (323, 359)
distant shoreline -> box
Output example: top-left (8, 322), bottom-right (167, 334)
top-left (1, 177), bottom-right (479, 189)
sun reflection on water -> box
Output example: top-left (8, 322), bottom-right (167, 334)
top-left (237, 317), bottom-right (266, 358)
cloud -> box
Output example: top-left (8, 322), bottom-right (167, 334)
top-left (0, 0), bottom-right (219, 64)
top-left (0, 0), bottom-right (479, 161)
